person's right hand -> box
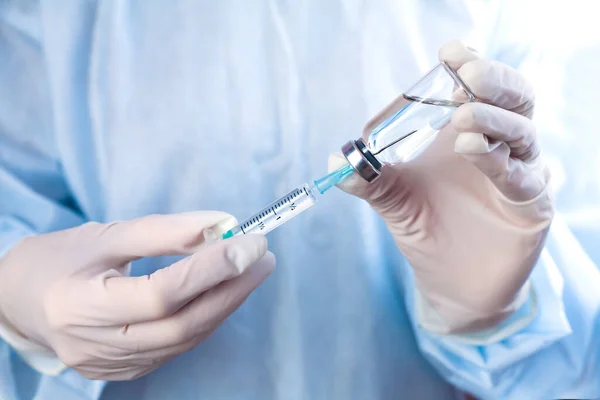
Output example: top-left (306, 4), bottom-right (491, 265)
top-left (0, 212), bottom-right (275, 381)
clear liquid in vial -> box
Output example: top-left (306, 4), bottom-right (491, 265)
top-left (364, 94), bottom-right (457, 165)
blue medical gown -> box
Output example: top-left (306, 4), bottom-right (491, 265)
top-left (1, 1), bottom-right (600, 399)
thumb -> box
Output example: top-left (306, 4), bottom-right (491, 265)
top-left (327, 152), bottom-right (371, 198)
top-left (327, 152), bottom-right (409, 216)
top-left (98, 212), bottom-right (238, 262)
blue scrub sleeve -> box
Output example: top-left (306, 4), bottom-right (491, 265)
top-left (0, 7), bottom-right (86, 249)
top-left (0, 9), bottom-right (105, 399)
top-left (0, 143), bottom-right (103, 398)
top-left (403, 215), bottom-right (600, 399)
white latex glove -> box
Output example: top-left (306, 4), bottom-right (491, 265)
top-left (330, 41), bottom-right (554, 334)
top-left (0, 212), bottom-right (275, 380)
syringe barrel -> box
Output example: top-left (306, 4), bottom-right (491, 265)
top-left (221, 184), bottom-right (317, 239)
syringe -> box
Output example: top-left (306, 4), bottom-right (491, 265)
top-left (220, 96), bottom-right (456, 240)
top-left (220, 163), bottom-right (355, 239)
top-left (219, 130), bottom-right (428, 240)
top-left (221, 61), bottom-right (471, 240)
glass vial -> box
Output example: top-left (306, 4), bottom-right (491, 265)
top-left (342, 61), bottom-right (476, 183)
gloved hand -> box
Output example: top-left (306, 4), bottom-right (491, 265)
top-left (330, 41), bottom-right (554, 334)
top-left (0, 212), bottom-right (274, 380)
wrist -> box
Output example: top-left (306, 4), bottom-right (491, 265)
top-left (415, 280), bottom-right (532, 335)
top-left (0, 311), bottom-right (65, 375)
top-left (0, 287), bottom-right (65, 375)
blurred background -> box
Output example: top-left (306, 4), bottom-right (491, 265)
top-left (511, 1), bottom-right (600, 263)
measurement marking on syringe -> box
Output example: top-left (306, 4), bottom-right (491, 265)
top-left (223, 184), bottom-right (317, 239)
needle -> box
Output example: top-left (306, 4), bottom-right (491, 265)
top-left (371, 130), bottom-right (417, 155)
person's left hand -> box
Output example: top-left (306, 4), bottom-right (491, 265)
top-left (331, 41), bottom-right (554, 334)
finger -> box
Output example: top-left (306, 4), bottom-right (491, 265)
top-left (117, 252), bottom-right (275, 351)
top-left (98, 211), bottom-right (238, 262)
top-left (457, 59), bottom-right (535, 118)
top-left (438, 40), bottom-right (536, 117)
top-left (51, 329), bottom-right (199, 367)
top-left (456, 141), bottom-right (548, 202)
top-left (101, 331), bottom-right (203, 364)
top-left (438, 39), bottom-right (481, 71)
top-left (101, 333), bottom-right (200, 363)
top-left (78, 234), bottom-right (268, 325)
top-left (78, 364), bottom-right (157, 381)
top-left (452, 102), bottom-right (540, 162)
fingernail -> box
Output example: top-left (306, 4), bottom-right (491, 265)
top-left (225, 235), bottom-right (268, 273)
top-left (203, 229), bottom-right (218, 242)
top-left (202, 215), bottom-right (238, 243)
top-left (326, 153), bottom-right (363, 192)
top-left (327, 152), bottom-right (348, 172)
top-left (466, 45), bottom-right (479, 54)
top-left (454, 132), bottom-right (490, 154)
top-left (213, 216), bottom-right (238, 235)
